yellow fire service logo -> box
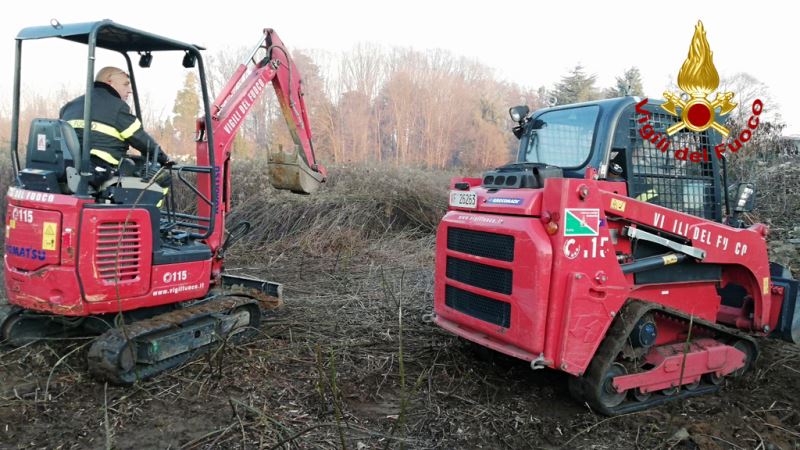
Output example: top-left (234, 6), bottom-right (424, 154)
top-left (636, 20), bottom-right (764, 163)
top-left (661, 21), bottom-right (736, 137)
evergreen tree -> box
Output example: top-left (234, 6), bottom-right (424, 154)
top-left (172, 72), bottom-right (200, 144)
top-left (604, 67), bottom-right (645, 98)
top-left (553, 64), bottom-right (600, 106)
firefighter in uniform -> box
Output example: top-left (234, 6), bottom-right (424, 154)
top-left (59, 66), bottom-right (170, 189)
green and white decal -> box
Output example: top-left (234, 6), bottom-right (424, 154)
top-left (564, 208), bottom-right (599, 236)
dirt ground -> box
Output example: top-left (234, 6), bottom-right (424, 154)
top-left (2, 166), bottom-right (800, 449)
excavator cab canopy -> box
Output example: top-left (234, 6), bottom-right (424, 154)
top-left (16, 20), bottom-right (204, 52)
top-left (10, 20), bottom-right (214, 200)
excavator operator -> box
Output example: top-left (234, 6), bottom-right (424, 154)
top-left (59, 66), bottom-right (171, 189)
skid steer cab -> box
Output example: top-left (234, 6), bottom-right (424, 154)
top-left (433, 97), bottom-right (800, 415)
top-left (2, 20), bottom-right (327, 384)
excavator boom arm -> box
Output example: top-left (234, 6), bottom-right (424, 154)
top-left (211, 29), bottom-right (326, 180)
top-left (196, 28), bottom-right (327, 263)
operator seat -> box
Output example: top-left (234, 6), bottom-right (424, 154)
top-left (19, 118), bottom-right (82, 194)
top-left (98, 175), bottom-right (168, 206)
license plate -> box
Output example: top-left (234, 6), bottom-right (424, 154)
top-left (449, 191), bottom-right (477, 209)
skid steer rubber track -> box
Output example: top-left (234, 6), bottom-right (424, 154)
top-left (569, 299), bottom-right (759, 415)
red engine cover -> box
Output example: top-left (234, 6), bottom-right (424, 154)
top-left (5, 204), bottom-right (61, 271)
top-left (5, 188), bottom-right (213, 316)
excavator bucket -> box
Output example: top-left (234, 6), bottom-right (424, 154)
top-left (267, 145), bottom-right (325, 194)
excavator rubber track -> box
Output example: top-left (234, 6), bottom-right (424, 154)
top-left (88, 292), bottom-right (280, 385)
top-left (1, 304), bottom-right (85, 346)
top-left (0, 305), bottom-right (18, 345)
top-left (569, 299), bottom-right (759, 415)
top-left (0, 304), bottom-right (17, 333)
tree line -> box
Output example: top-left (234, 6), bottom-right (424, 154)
top-left (0, 45), bottom-right (791, 171)
top-left (172, 52), bottom-right (650, 169)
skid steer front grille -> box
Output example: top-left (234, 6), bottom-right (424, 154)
top-left (447, 227), bottom-right (514, 261)
top-left (445, 285), bottom-right (511, 328)
top-left (446, 257), bottom-right (512, 295)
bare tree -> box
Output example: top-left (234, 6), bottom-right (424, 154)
top-left (3, 42), bottom-right (578, 172)
top-left (336, 44), bottom-right (386, 162)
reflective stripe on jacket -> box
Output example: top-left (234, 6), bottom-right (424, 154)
top-left (59, 82), bottom-right (160, 164)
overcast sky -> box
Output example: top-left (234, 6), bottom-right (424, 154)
top-left (1, 0), bottom-right (797, 134)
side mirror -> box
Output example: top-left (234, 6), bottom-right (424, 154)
top-left (733, 182), bottom-right (756, 213)
top-left (509, 105), bottom-right (530, 123)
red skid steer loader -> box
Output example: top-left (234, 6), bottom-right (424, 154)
top-left (433, 96), bottom-right (800, 414)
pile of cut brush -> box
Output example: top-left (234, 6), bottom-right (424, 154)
top-left (735, 156), bottom-right (800, 275)
top-left (223, 162), bottom-right (452, 259)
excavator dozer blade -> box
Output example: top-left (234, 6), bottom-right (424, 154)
top-left (267, 147), bottom-right (325, 194)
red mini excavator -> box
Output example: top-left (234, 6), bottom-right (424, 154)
top-left (433, 97), bottom-right (800, 414)
top-left (1, 20), bottom-right (327, 383)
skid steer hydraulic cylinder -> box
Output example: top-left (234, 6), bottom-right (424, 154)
top-left (620, 253), bottom-right (688, 275)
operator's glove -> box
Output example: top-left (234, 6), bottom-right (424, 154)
top-left (157, 150), bottom-right (169, 165)
top-left (143, 162), bottom-right (162, 181)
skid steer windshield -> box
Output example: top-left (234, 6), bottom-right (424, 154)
top-left (524, 105), bottom-right (599, 167)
